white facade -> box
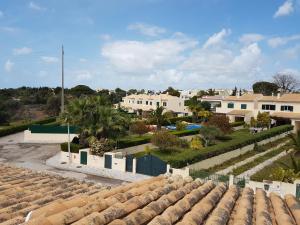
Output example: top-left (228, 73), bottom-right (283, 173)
top-left (216, 93), bottom-right (300, 132)
top-left (120, 93), bottom-right (191, 116)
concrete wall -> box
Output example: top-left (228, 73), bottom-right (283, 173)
top-left (24, 130), bottom-right (78, 143)
top-left (188, 131), bottom-right (290, 170)
top-left (247, 180), bottom-right (300, 197)
top-left (60, 150), bottom-right (126, 172)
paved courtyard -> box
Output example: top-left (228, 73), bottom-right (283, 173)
top-left (0, 132), bottom-right (124, 186)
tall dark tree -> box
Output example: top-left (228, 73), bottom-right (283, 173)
top-left (253, 81), bottom-right (278, 96)
top-left (273, 73), bottom-right (299, 93)
top-left (70, 85), bottom-right (95, 97)
top-left (231, 86), bottom-right (237, 96)
top-left (163, 87), bottom-right (180, 97)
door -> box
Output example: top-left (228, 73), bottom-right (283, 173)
top-left (104, 154), bottom-right (112, 169)
top-left (136, 155), bottom-right (167, 176)
top-left (126, 155), bottom-right (133, 172)
top-left (80, 151), bottom-right (87, 165)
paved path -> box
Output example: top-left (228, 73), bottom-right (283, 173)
top-left (237, 149), bottom-right (292, 178)
top-left (216, 140), bottom-right (289, 175)
top-left (115, 134), bottom-right (198, 155)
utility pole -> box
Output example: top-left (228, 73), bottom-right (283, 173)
top-left (61, 45), bottom-right (64, 113)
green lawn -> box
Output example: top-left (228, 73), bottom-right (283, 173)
top-left (251, 152), bottom-right (299, 182)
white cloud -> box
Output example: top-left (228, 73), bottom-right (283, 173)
top-left (100, 34), bottom-right (111, 41)
top-left (13, 47), bottom-right (32, 55)
top-left (203, 28), bottom-right (231, 48)
top-left (4, 60), bottom-right (14, 72)
top-left (239, 33), bottom-right (265, 44)
top-left (283, 44), bottom-right (300, 59)
top-left (101, 36), bottom-right (197, 73)
top-left (29, 1), bottom-right (46, 11)
top-left (274, 0), bottom-right (294, 18)
top-left (41, 56), bottom-right (59, 63)
top-left (128, 23), bottom-right (166, 37)
top-left (268, 34), bottom-right (300, 48)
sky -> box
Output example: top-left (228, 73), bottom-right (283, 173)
top-left (0, 0), bottom-right (300, 90)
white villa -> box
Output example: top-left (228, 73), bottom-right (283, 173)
top-left (216, 93), bottom-right (300, 132)
top-left (120, 93), bottom-right (191, 117)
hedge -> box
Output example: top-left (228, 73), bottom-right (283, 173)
top-left (230, 121), bottom-right (245, 127)
top-left (157, 124), bottom-right (293, 168)
top-left (0, 117), bottom-right (56, 138)
top-left (117, 128), bottom-right (201, 148)
top-left (60, 142), bottom-right (82, 153)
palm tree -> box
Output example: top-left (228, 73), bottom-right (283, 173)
top-left (289, 131), bottom-right (300, 155)
top-left (60, 96), bottom-right (129, 142)
top-left (277, 154), bottom-right (300, 183)
top-left (149, 106), bottom-right (170, 130)
top-left (187, 102), bottom-right (203, 123)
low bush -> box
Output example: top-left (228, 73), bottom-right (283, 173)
top-left (230, 121), bottom-right (245, 127)
top-left (156, 125), bottom-right (293, 168)
top-left (151, 131), bottom-right (179, 152)
top-left (166, 116), bottom-right (193, 125)
top-left (0, 117), bottom-right (56, 138)
top-left (60, 142), bottom-right (82, 153)
top-left (176, 121), bottom-right (186, 131)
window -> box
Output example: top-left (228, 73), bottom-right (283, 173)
top-left (156, 102), bottom-right (160, 107)
top-left (150, 101), bottom-right (152, 106)
top-left (163, 102), bottom-right (167, 107)
top-left (227, 103), bottom-right (234, 108)
top-left (262, 104), bottom-right (276, 110)
top-left (241, 104), bottom-right (247, 109)
top-left (146, 101), bottom-right (148, 105)
top-left (281, 105), bottom-right (293, 112)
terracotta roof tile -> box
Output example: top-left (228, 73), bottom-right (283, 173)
top-left (1, 164), bottom-right (300, 225)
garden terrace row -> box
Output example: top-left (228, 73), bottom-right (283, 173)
top-left (1, 165), bottom-right (300, 225)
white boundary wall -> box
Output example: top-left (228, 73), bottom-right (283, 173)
top-left (24, 130), bottom-right (78, 143)
top-left (188, 131), bottom-right (291, 170)
top-left (246, 180), bottom-right (300, 197)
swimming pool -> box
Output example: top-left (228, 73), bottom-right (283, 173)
top-left (165, 124), bottom-right (202, 130)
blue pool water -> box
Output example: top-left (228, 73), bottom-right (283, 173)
top-left (166, 124), bottom-right (202, 130)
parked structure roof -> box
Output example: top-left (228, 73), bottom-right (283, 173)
top-left (1, 164), bottom-right (300, 225)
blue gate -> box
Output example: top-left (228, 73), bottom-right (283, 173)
top-left (126, 155), bottom-right (133, 172)
top-left (136, 155), bottom-right (167, 176)
top-left (104, 155), bottom-right (112, 169)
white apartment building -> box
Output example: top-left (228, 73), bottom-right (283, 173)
top-left (216, 93), bottom-right (300, 132)
top-left (120, 93), bottom-right (191, 117)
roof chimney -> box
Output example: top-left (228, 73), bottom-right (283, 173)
top-left (277, 93), bottom-right (281, 99)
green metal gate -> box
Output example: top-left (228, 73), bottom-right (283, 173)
top-left (80, 151), bottom-right (87, 165)
top-left (104, 155), bottom-right (112, 169)
top-left (136, 155), bottom-right (167, 176)
top-left (234, 177), bottom-right (246, 188)
top-left (296, 183), bottom-right (300, 199)
top-left (126, 155), bottom-right (133, 172)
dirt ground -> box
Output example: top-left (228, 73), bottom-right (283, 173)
top-left (0, 133), bottom-right (125, 187)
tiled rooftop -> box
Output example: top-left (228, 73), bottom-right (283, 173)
top-left (1, 164), bottom-right (300, 225)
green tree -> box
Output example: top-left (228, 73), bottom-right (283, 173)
top-left (199, 126), bottom-right (222, 147)
top-left (70, 85), bottom-right (96, 97)
top-left (176, 121), bottom-right (186, 131)
top-left (200, 101), bottom-right (211, 111)
top-left (61, 96), bottom-right (129, 144)
top-left (289, 132), bottom-right (300, 155)
top-left (46, 95), bottom-right (61, 116)
top-left (256, 112), bottom-right (271, 129)
top-left (163, 86), bottom-right (180, 97)
top-left (252, 81), bottom-right (278, 96)
top-left (0, 111), bottom-right (10, 125)
top-left (186, 98), bottom-right (203, 122)
top-left (277, 155), bottom-right (300, 183)
top-left (148, 106), bottom-right (170, 130)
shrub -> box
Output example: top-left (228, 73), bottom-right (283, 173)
top-left (209, 114), bottom-right (232, 134)
top-left (151, 131), bottom-right (179, 152)
top-left (89, 137), bottom-right (115, 156)
top-left (190, 136), bottom-right (203, 150)
top-left (60, 142), bottom-right (81, 153)
top-left (199, 126), bottom-right (223, 146)
top-left (163, 124), bottom-right (293, 168)
top-left (176, 121), bottom-right (186, 131)
top-left (129, 120), bottom-right (150, 136)
top-left (230, 121), bottom-right (245, 127)
top-left (177, 139), bottom-right (189, 148)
